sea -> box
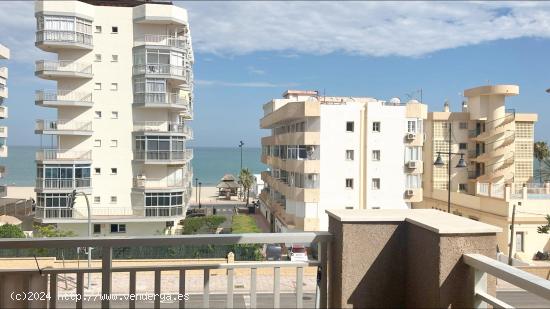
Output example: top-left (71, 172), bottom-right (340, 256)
top-left (0, 146), bottom-right (266, 187)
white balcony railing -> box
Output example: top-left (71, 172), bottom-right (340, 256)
top-left (133, 177), bottom-right (186, 189)
top-left (134, 92), bottom-right (189, 106)
top-left (36, 30), bottom-right (93, 47)
top-left (35, 60), bottom-right (92, 75)
top-left (35, 178), bottom-right (91, 190)
top-left (35, 119), bottom-right (93, 132)
top-left (34, 206), bottom-right (74, 219)
top-left (35, 90), bottom-right (93, 103)
top-left (134, 149), bottom-right (193, 161)
top-left (133, 64), bottom-right (187, 79)
top-left (133, 121), bottom-right (192, 137)
top-left (36, 149), bottom-right (91, 161)
top-left (134, 35), bottom-right (187, 49)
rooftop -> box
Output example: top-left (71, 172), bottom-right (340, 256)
top-left (78, 0), bottom-right (172, 7)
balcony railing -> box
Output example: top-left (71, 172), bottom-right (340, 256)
top-left (135, 149), bottom-right (193, 162)
top-left (35, 206), bottom-right (74, 219)
top-left (134, 35), bottom-right (187, 49)
top-left (35, 119), bottom-right (93, 132)
top-left (36, 149), bottom-right (91, 161)
top-left (35, 60), bottom-right (92, 75)
top-left (36, 30), bottom-right (93, 47)
top-left (133, 64), bottom-right (187, 79)
top-left (133, 121), bottom-right (193, 137)
top-left (134, 92), bottom-right (190, 107)
top-left (144, 205), bottom-right (183, 217)
top-left (36, 90), bottom-right (93, 104)
top-left (133, 177), bottom-right (186, 189)
top-left (35, 178), bottom-right (91, 190)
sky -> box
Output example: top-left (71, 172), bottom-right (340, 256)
top-left (1, 1), bottom-right (550, 147)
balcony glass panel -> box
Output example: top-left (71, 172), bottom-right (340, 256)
top-left (36, 15), bottom-right (92, 46)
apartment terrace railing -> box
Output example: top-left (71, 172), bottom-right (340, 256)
top-left (35, 206), bottom-right (74, 219)
top-left (35, 60), bottom-right (92, 75)
top-left (476, 182), bottom-right (550, 200)
top-left (134, 92), bottom-right (189, 107)
top-left (133, 176), bottom-right (186, 189)
top-left (36, 149), bottom-right (92, 161)
top-left (0, 67), bottom-right (6, 76)
top-left (134, 35), bottom-right (187, 49)
top-left (35, 178), bottom-right (91, 190)
top-left (134, 149), bottom-right (193, 162)
top-left (36, 30), bottom-right (93, 47)
top-left (35, 119), bottom-right (93, 132)
top-left (133, 121), bottom-right (193, 138)
top-left (35, 206), bottom-right (134, 220)
top-left (133, 64), bottom-right (187, 79)
top-left (0, 232), bottom-right (331, 309)
top-left (144, 205), bottom-right (183, 217)
top-left (36, 90), bottom-right (93, 104)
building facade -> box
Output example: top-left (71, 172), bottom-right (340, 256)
top-left (260, 90), bottom-right (427, 232)
top-left (417, 84), bottom-right (546, 260)
top-left (0, 44), bottom-right (9, 198)
top-left (33, 0), bottom-right (194, 236)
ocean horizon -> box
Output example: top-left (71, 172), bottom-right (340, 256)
top-left (0, 146), bottom-right (266, 187)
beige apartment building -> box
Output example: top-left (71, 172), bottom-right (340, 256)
top-left (0, 44), bottom-right (8, 198)
top-left (260, 90), bottom-right (427, 232)
top-left (33, 0), bottom-right (194, 236)
top-left (416, 84), bottom-right (550, 261)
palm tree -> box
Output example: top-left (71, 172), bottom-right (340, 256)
top-left (534, 141), bottom-right (550, 183)
top-left (239, 168), bottom-right (254, 207)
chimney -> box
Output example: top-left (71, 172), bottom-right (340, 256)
top-left (443, 100), bottom-right (450, 112)
top-left (462, 100), bottom-right (468, 112)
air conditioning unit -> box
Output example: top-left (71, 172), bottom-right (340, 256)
top-left (407, 133), bottom-right (416, 140)
top-left (407, 161), bottom-right (419, 169)
top-left (405, 189), bottom-right (415, 196)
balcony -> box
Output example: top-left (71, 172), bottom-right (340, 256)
top-left (0, 126), bottom-right (7, 138)
top-left (35, 90), bottom-right (93, 108)
top-left (35, 177), bottom-right (91, 193)
top-left (133, 176), bottom-right (187, 192)
top-left (4, 210), bottom-right (550, 308)
top-left (35, 119), bottom-right (93, 136)
top-left (261, 101), bottom-right (320, 129)
top-left (0, 143), bottom-right (7, 157)
top-left (0, 67), bottom-right (7, 79)
top-left (262, 132), bottom-right (320, 146)
top-left (0, 185), bottom-right (5, 198)
top-left (134, 149), bottom-right (193, 165)
top-left (0, 84), bottom-right (7, 99)
top-left (35, 30), bottom-right (93, 51)
top-left (133, 121), bottom-right (193, 139)
top-left (0, 106), bottom-right (7, 119)
top-left (133, 92), bottom-right (191, 112)
top-left (261, 171), bottom-right (320, 203)
top-left (134, 205), bottom-right (184, 217)
top-left (262, 154), bottom-right (320, 174)
top-left (35, 149), bottom-right (92, 163)
top-left (133, 64), bottom-right (190, 86)
top-left (35, 60), bottom-right (93, 80)
top-left (134, 35), bottom-right (188, 50)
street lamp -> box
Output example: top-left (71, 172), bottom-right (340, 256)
top-left (198, 182), bottom-right (202, 209)
top-left (69, 190), bottom-right (92, 288)
top-left (238, 140), bottom-right (244, 172)
top-left (433, 122), bottom-right (467, 213)
top-left (195, 177), bottom-right (198, 205)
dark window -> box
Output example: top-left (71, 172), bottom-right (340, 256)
top-left (93, 224), bottom-right (101, 234)
top-left (459, 143), bottom-right (468, 150)
top-left (346, 121), bottom-right (354, 132)
top-left (112, 26), bottom-right (118, 33)
top-left (345, 178), bottom-right (354, 189)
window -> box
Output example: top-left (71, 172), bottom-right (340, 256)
top-left (111, 26), bottom-right (118, 33)
top-left (459, 183), bottom-right (468, 192)
top-left (111, 111), bottom-right (118, 119)
top-left (111, 168), bottom-right (117, 175)
top-left (345, 150), bottom-right (354, 161)
top-left (110, 224), bottom-right (126, 233)
top-left (110, 140), bottom-right (118, 147)
top-left (345, 206), bottom-right (354, 210)
top-left (94, 168), bottom-right (101, 175)
top-left (94, 83), bottom-right (102, 90)
top-left (459, 122), bottom-right (468, 129)
top-left (95, 54), bottom-right (101, 62)
top-left (111, 55), bottom-right (118, 62)
top-left (345, 178), bottom-right (354, 189)
top-left (372, 206), bottom-right (380, 210)
top-left (94, 139), bottom-right (101, 147)
top-left (516, 232), bottom-right (524, 252)
top-left (372, 178), bottom-right (381, 190)
top-left (346, 121), bottom-right (354, 132)
top-left (372, 122), bottom-right (381, 132)
top-left (95, 111), bottom-right (102, 119)
top-left (372, 150), bottom-right (380, 161)
top-left (459, 143), bottom-right (468, 150)
top-left (94, 196), bottom-right (100, 203)
top-left (110, 83), bottom-right (118, 91)
top-left (95, 26), bottom-right (102, 33)
top-left (110, 196), bottom-right (117, 203)
top-left (406, 175), bottom-right (421, 188)
top-left (407, 120), bottom-right (416, 133)
top-left (405, 147), bottom-right (422, 161)
top-left (93, 224), bottom-right (101, 234)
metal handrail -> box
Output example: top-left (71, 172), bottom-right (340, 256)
top-left (36, 29), bottom-right (93, 46)
top-left (35, 90), bottom-right (93, 102)
top-left (132, 64), bottom-right (187, 78)
top-left (36, 149), bottom-right (91, 161)
top-left (35, 119), bottom-right (93, 131)
top-left (133, 92), bottom-right (189, 105)
top-left (35, 60), bottom-right (92, 74)
top-left (134, 35), bottom-right (187, 48)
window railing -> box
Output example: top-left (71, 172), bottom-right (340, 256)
top-left (36, 60), bottom-right (92, 74)
top-left (134, 35), bottom-right (187, 49)
top-left (36, 90), bottom-right (93, 103)
top-left (35, 119), bottom-right (93, 132)
top-left (36, 149), bottom-right (91, 161)
top-left (35, 178), bottom-right (91, 190)
top-left (0, 233), bottom-right (331, 308)
top-left (36, 30), bottom-right (93, 46)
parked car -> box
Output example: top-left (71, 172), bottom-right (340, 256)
top-left (288, 244), bottom-right (308, 262)
top-left (265, 244), bottom-right (283, 261)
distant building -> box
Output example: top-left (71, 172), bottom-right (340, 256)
top-left (0, 43), bottom-right (9, 198)
top-left (32, 0), bottom-right (194, 236)
top-left (259, 90), bottom-right (427, 232)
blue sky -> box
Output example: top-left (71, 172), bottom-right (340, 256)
top-left (1, 1), bottom-right (550, 147)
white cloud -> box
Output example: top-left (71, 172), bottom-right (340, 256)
top-left (195, 79), bottom-right (298, 88)
top-left (181, 1), bottom-right (550, 57)
top-left (247, 66), bottom-right (265, 75)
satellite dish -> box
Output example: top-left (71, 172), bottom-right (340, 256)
top-left (389, 97), bottom-right (401, 104)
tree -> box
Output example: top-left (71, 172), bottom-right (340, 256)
top-left (534, 141), bottom-right (550, 183)
top-left (538, 215), bottom-right (550, 234)
top-left (239, 168), bottom-right (254, 207)
top-left (0, 224), bottom-right (25, 238)
top-left (34, 224), bottom-right (76, 238)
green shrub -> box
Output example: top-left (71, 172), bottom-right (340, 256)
top-left (0, 224), bottom-right (25, 238)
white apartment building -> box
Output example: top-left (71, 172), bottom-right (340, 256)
top-left (260, 90), bottom-right (427, 232)
top-left (0, 44), bottom-right (9, 198)
top-left (33, 0), bottom-right (194, 236)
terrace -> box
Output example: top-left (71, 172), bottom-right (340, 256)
top-left (1, 209), bottom-right (550, 308)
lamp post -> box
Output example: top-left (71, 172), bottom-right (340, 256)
top-left (433, 123), bottom-right (467, 213)
top-left (238, 141), bottom-right (244, 172)
top-left (70, 190), bottom-right (92, 288)
top-left (198, 182), bottom-right (202, 209)
top-left (195, 177), bottom-right (198, 205)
